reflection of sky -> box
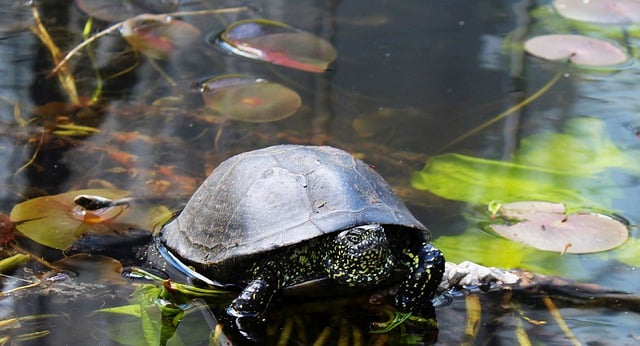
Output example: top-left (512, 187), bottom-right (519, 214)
top-left (545, 70), bottom-right (640, 222)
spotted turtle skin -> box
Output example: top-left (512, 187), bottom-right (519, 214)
top-left (161, 145), bottom-right (445, 339)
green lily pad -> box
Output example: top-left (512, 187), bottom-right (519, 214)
top-left (202, 75), bottom-right (301, 122)
top-left (121, 14), bottom-right (201, 60)
top-left (10, 189), bottom-right (171, 250)
top-left (489, 201), bottom-right (629, 254)
top-left (214, 19), bottom-right (337, 72)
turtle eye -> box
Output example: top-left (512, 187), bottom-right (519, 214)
top-left (346, 233), bottom-right (361, 243)
top-left (339, 229), bottom-right (364, 244)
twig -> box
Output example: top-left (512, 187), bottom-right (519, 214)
top-left (51, 6), bottom-right (251, 76)
top-left (167, 6), bottom-right (251, 17)
top-left (10, 243), bottom-right (61, 272)
top-left (14, 132), bottom-right (45, 177)
top-left (50, 21), bottom-right (123, 76)
top-left (438, 71), bottom-right (563, 153)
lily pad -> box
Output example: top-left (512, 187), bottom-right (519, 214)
top-left (524, 34), bottom-right (628, 66)
top-left (214, 19), bottom-right (337, 72)
top-left (54, 254), bottom-right (126, 284)
top-left (554, 0), bottom-right (640, 24)
top-left (10, 189), bottom-right (171, 250)
top-left (121, 14), bottom-right (201, 60)
top-left (75, 0), bottom-right (180, 22)
top-left (489, 201), bottom-right (628, 254)
top-left (202, 75), bottom-right (301, 122)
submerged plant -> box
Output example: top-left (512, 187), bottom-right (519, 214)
top-left (200, 74), bottom-right (302, 149)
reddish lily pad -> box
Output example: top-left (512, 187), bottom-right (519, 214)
top-left (489, 201), bottom-right (628, 254)
top-left (215, 19), bottom-right (337, 72)
top-left (76, 0), bottom-right (180, 22)
top-left (524, 34), bottom-right (628, 66)
top-left (202, 75), bottom-right (301, 122)
top-left (10, 189), bottom-right (171, 250)
top-left (121, 14), bottom-right (201, 60)
top-left (554, 0), bottom-right (640, 24)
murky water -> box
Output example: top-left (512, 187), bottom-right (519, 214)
top-left (0, 0), bottom-right (639, 344)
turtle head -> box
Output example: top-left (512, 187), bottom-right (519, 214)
top-left (323, 223), bottom-right (394, 286)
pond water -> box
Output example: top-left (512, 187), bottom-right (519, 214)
top-left (0, 0), bottom-right (639, 345)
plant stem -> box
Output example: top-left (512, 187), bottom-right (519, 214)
top-left (438, 70), bottom-right (563, 153)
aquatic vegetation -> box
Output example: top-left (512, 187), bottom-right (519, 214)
top-left (412, 152), bottom-right (597, 206)
top-left (201, 75), bottom-right (302, 149)
top-left (10, 189), bottom-right (171, 250)
top-left (488, 201), bottom-right (628, 254)
top-left (120, 14), bottom-right (201, 59)
top-left (413, 117), bottom-right (637, 269)
top-left (414, 117), bottom-right (640, 208)
top-left (553, 0), bottom-right (640, 25)
top-left (51, 7), bottom-right (250, 78)
top-left (54, 254), bottom-right (127, 284)
top-left (201, 75), bottom-right (302, 122)
top-left (524, 34), bottom-right (628, 66)
top-left (213, 19), bottom-right (338, 72)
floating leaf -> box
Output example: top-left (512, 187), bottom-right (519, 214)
top-left (214, 19), bottom-right (337, 72)
top-left (202, 75), bottom-right (301, 122)
top-left (524, 34), bottom-right (628, 66)
top-left (10, 189), bottom-right (171, 250)
top-left (554, 0), bottom-right (640, 24)
top-left (121, 14), bottom-right (201, 59)
top-left (0, 254), bottom-right (30, 274)
top-left (75, 0), bottom-right (180, 22)
top-left (489, 201), bottom-right (628, 254)
top-left (54, 254), bottom-right (126, 284)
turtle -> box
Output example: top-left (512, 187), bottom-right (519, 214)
top-left (159, 145), bottom-right (445, 340)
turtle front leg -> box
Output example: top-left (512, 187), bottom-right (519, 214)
top-left (223, 273), bottom-right (280, 342)
top-left (227, 277), bottom-right (279, 317)
top-left (222, 246), bottom-right (319, 342)
top-left (394, 242), bottom-right (445, 314)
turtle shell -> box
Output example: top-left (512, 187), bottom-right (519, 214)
top-left (162, 145), bottom-right (429, 281)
